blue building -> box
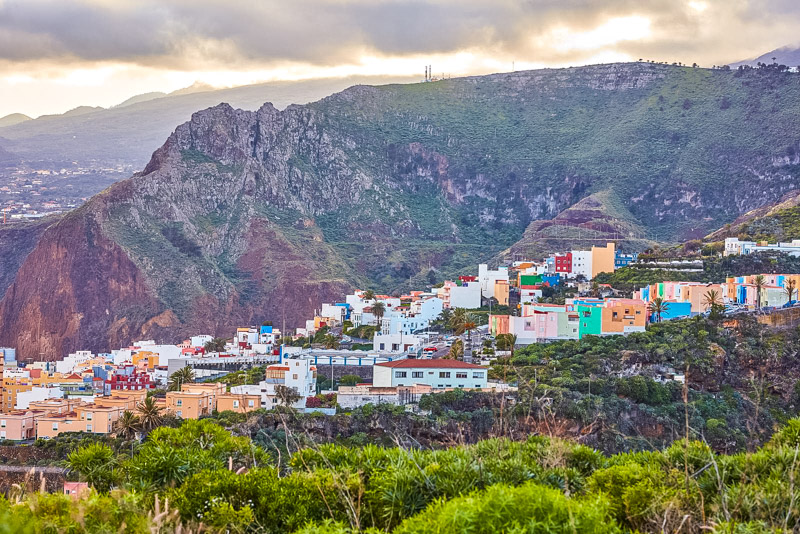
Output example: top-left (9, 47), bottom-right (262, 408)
top-left (615, 251), bottom-right (638, 269)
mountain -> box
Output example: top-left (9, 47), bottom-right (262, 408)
top-left (3, 62), bottom-right (800, 359)
top-left (0, 75), bottom-right (418, 173)
top-left (705, 188), bottom-right (800, 242)
top-left (113, 92), bottom-right (168, 109)
top-left (734, 45), bottom-right (800, 68)
top-left (0, 113), bottom-right (32, 128)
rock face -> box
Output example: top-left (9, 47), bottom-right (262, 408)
top-left (2, 62), bottom-right (800, 359)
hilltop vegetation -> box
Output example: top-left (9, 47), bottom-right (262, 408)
top-left (8, 415), bottom-right (800, 532)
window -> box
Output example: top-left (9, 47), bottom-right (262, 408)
top-left (248, 400), bottom-right (255, 407)
top-left (439, 372), bottom-right (451, 378)
top-left (458, 385), bottom-right (465, 388)
top-left (176, 411), bottom-right (182, 417)
top-left (176, 399), bottom-right (182, 407)
top-left (0, 420), bottom-right (5, 428)
top-left (233, 400), bottom-right (240, 408)
top-left (86, 413), bottom-right (92, 421)
top-left (87, 424), bottom-right (92, 432)
top-left (293, 374), bottom-right (298, 380)
top-left (395, 371), bottom-right (407, 378)
top-left (456, 372), bottom-right (467, 379)
top-left (52, 423), bottom-right (58, 431)
top-left (412, 371), bottom-right (424, 378)
top-left (473, 372), bottom-right (484, 379)
top-left (0, 431), bottom-right (4, 439)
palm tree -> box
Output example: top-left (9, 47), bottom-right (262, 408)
top-left (322, 334), bottom-right (340, 349)
top-left (115, 411), bottom-right (141, 440)
top-left (168, 366), bottom-right (195, 392)
top-left (449, 308), bottom-right (469, 335)
top-left (785, 279), bottom-right (797, 304)
top-left (362, 289), bottom-right (376, 301)
top-left (203, 337), bottom-right (227, 353)
top-left (447, 339), bottom-right (464, 360)
top-left (702, 289), bottom-right (722, 311)
top-left (753, 275), bottom-right (766, 311)
top-left (136, 396), bottom-right (164, 432)
top-left (371, 301), bottom-right (386, 328)
top-left (649, 297), bottom-right (669, 323)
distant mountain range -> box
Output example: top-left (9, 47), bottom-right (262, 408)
top-left (733, 45), bottom-right (800, 68)
top-left (0, 74), bottom-right (417, 175)
top-left (2, 62), bottom-right (800, 360)
top-left (0, 113), bottom-right (31, 128)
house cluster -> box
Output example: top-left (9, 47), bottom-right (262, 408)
top-left (724, 237), bottom-right (800, 257)
top-left (489, 298), bottom-right (648, 344)
top-left (636, 274), bottom-right (800, 316)
top-left (515, 242), bottom-right (637, 280)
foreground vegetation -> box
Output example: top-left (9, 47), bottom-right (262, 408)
top-left (6, 416), bottom-right (800, 533)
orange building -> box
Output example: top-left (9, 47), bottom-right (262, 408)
top-left (1, 381), bottom-right (33, 412)
top-left (165, 383), bottom-right (226, 419)
top-left (217, 393), bottom-right (261, 413)
top-left (590, 242), bottom-right (616, 278)
top-left (599, 299), bottom-right (647, 334)
top-left (494, 280), bottom-right (510, 306)
top-left (0, 410), bottom-right (43, 440)
top-left (132, 351), bottom-right (159, 370)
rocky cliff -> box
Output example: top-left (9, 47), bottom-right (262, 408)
top-left (2, 62), bottom-right (800, 359)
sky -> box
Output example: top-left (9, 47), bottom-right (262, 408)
top-left (0, 0), bottom-right (799, 119)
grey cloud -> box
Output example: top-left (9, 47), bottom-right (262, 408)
top-left (0, 0), bottom-right (798, 69)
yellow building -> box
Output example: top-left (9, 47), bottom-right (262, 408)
top-left (590, 242), bottom-right (616, 278)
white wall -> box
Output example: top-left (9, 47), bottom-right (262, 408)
top-left (16, 387), bottom-right (62, 409)
top-left (570, 250), bottom-right (593, 278)
top-left (449, 282), bottom-right (481, 309)
top-left (373, 334), bottom-right (423, 352)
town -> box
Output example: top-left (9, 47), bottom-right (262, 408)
top-left (1, 240), bottom-right (798, 442)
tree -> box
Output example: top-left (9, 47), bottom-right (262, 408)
top-left (168, 365), bottom-right (195, 392)
top-left (362, 290), bottom-right (375, 301)
top-left (371, 301), bottom-right (386, 327)
top-left (702, 289), bottom-right (721, 311)
top-left (339, 374), bottom-right (361, 387)
top-left (115, 410), bottom-right (141, 440)
top-left (137, 396), bottom-right (164, 432)
top-left (753, 275), bottom-right (766, 311)
top-left (649, 298), bottom-right (669, 323)
top-left (274, 385), bottom-right (302, 408)
top-left (447, 339), bottom-right (464, 360)
top-left (322, 334), bottom-right (340, 350)
top-left (204, 337), bottom-right (227, 353)
top-left (66, 443), bottom-right (117, 493)
top-left (785, 279), bottom-right (797, 303)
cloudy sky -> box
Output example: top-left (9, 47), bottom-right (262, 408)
top-left (0, 0), bottom-right (798, 118)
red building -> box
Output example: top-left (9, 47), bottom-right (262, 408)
top-left (104, 370), bottom-right (153, 394)
top-left (554, 253), bottom-right (572, 274)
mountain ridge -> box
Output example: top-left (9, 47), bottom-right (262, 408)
top-left (2, 62), bottom-right (800, 359)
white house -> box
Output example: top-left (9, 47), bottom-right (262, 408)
top-left (724, 237), bottom-right (800, 257)
top-left (373, 333), bottom-right (424, 353)
top-left (570, 250), bottom-right (593, 279)
top-left (373, 359), bottom-right (488, 389)
top-left (55, 351), bottom-right (94, 375)
top-left (190, 335), bottom-right (213, 348)
top-left (231, 358), bottom-right (316, 410)
top-left (16, 387), bottom-right (63, 409)
top-left (478, 264), bottom-right (509, 300)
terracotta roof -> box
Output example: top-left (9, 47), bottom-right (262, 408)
top-left (376, 359), bottom-right (485, 369)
